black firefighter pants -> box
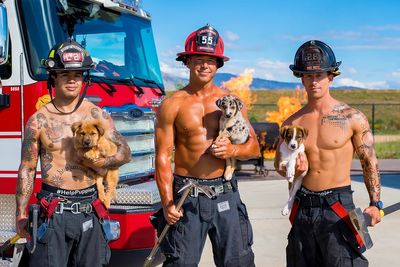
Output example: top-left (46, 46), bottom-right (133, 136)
top-left (153, 177), bottom-right (255, 267)
top-left (286, 186), bottom-right (369, 267)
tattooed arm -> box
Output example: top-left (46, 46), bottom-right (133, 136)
top-left (102, 128), bottom-right (132, 168)
top-left (84, 108), bottom-right (132, 170)
top-left (16, 115), bottom-right (40, 237)
top-left (351, 108), bottom-right (381, 226)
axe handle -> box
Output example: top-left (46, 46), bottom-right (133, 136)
top-left (364, 201), bottom-right (400, 226)
top-left (0, 234), bottom-right (20, 255)
top-left (143, 184), bottom-right (194, 267)
top-left (382, 201), bottom-right (400, 216)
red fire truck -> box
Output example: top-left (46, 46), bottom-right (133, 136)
top-left (0, 0), bottom-right (164, 264)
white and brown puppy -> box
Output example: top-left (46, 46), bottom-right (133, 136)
top-left (279, 125), bottom-right (308, 216)
top-left (214, 95), bottom-right (249, 180)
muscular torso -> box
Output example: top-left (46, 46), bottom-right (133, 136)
top-left (173, 90), bottom-right (226, 178)
top-left (37, 101), bottom-right (105, 189)
top-left (291, 104), bottom-right (356, 190)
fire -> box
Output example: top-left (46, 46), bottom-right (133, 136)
top-left (266, 85), bottom-right (307, 126)
top-left (222, 69), bottom-right (256, 110)
top-left (263, 86), bottom-right (307, 160)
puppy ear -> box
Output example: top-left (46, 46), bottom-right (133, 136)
top-left (216, 98), bottom-right (222, 108)
top-left (279, 126), bottom-right (289, 139)
top-left (234, 97), bottom-right (244, 110)
top-left (300, 127), bottom-right (309, 138)
top-left (71, 122), bottom-right (82, 136)
top-left (95, 123), bottom-right (105, 136)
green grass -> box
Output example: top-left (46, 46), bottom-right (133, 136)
top-left (248, 90), bottom-right (400, 134)
top-left (375, 141), bottom-right (400, 159)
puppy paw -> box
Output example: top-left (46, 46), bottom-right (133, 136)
top-left (281, 205), bottom-right (290, 216)
top-left (103, 198), bottom-right (111, 209)
top-left (286, 176), bottom-right (294, 183)
top-left (224, 172), bottom-right (232, 181)
top-left (286, 168), bottom-right (295, 180)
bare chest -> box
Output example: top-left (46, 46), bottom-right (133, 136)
top-left (299, 114), bottom-right (353, 150)
top-left (175, 100), bottom-right (220, 137)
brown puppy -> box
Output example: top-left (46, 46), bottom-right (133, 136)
top-left (71, 120), bottom-right (118, 209)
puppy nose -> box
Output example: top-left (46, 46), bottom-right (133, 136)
top-left (290, 144), bottom-right (297, 149)
top-left (84, 140), bottom-right (91, 147)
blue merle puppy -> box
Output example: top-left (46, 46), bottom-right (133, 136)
top-left (214, 95), bottom-right (249, 180)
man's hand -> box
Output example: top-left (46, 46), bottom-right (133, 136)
top-left (295, 152), bottom-right (308, 177)
top-left (78, 156), bottom-right (108, 176)
top-left (163, 203), bottom-right (183, 225)
top-left (211, 137), bottom-right (236, 159)
top-left (364, 206), bottom-right (382, 226)
top-left (16, 216), bottom-right (29, 238)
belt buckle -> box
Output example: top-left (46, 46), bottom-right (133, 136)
top-left (190, 186), bottom-right (199, 197)
top-left (70, 202), bottom-right (80, 214)
top-left (55, 202), bottom-right (64, 214)
top-left (83, 203), bottom-right (93, 213)
top-left (210, 185), bottom-right (224, 195)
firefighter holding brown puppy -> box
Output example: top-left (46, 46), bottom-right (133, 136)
top-left (154, 24), bottom-right (260, 267)
top-left (274, 40), bottom-right (382, 267)
top-left (15, 39), bottom-right (131, 266)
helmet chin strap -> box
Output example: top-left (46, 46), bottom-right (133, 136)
top-left (48, 74), bottom-right (91, 115)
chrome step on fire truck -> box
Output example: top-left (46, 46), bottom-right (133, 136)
top-left (0, 0), bottom-right (164, 265)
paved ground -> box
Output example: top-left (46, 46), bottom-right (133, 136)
top-left (110, 159), bottom-right (400, 267)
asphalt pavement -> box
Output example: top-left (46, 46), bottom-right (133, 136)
top-left (110, 159), bottom-right (400, 267)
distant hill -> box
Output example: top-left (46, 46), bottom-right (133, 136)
top-left (162, 72), bottom-right (363, 90)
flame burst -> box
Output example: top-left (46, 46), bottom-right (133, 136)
top-left (222, 69), bottom-right (256, 110)
top-left (266, 86), bottom-right (307, 126)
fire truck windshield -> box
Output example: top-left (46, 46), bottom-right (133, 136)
top-left (16, 0), bottom-right (163, 88)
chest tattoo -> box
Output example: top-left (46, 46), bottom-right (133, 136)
top-left (321, 103), bottom-right (352, 131)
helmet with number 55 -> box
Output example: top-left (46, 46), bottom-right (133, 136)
top-left (176, 24), bottom-right (229, 68)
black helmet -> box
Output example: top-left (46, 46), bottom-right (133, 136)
top-left (289, 40), bottom-right (341, 78)
top-left (42, 39), bottom-right (94, 72)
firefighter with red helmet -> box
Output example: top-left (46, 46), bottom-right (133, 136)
top-left (16, 39), bottom-right (131, 266)
top-left (153, 25), bottom-right (260, 266)
top-left (274, 40), bottom-right (381, 267)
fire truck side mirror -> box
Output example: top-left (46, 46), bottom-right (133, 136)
top-left (0, 3), bottom-right (9, 66)
top-left (0, 3), bottom-right (9, 108)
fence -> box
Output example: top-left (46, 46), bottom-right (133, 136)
top-left (249, 103), bottom-right (400, 135)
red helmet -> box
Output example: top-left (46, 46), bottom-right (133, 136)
top-left (176, 24), bottom-right (229, 68)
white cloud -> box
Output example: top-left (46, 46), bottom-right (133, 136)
top-left (257, 59), bottom-right (289, 70)
top-left (346, 67), bottom-right (358, 74)
top-left (160, 61), bottom-right (188, 79)
top-left (366, 24), bottom-right (400, 31)
top-left (224, 31), bottom-right (240, 42)
top-left (335, 78), bottom-right (389, 89)
top-left (391, 69), bottom-right (400, 77)
top-left (263, 73), bottom-right (275, 80)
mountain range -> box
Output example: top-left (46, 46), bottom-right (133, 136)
top-left (162, 72), bottom-right (363, 90)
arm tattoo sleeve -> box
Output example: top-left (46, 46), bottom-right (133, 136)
top-left (353, 112), bottom-right (381, 202)
top-left (16, 117), bottom-right (39, 216)
top-left (103, 129), bottom-right (131, 168)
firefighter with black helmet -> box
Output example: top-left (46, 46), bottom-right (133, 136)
top-left (274, 40), bottom-right (381, 267)
top-left (153, 24), bottom-right (259, 266)
top-left (16, 39), bottom-right (131, 266)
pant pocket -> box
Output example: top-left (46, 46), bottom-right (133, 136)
top-left (237, 201), bottom-right (253, 247)
top-left (29, 227), bottom-right (55, 266)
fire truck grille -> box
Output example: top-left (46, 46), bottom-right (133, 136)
top-left (115, 180), bottom-right (160, 205)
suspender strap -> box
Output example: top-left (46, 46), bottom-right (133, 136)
top-left (289, 199), bottom-right (299, 225)
top-left (329, 201), bottom-right (365, 249)
top-left (92, 198), bottom-right (109, 219)
top-left (40, 198), bottom-right (60, 219)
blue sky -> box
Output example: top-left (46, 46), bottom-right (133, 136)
top-left (145, 0), bottom-right (400, 89)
